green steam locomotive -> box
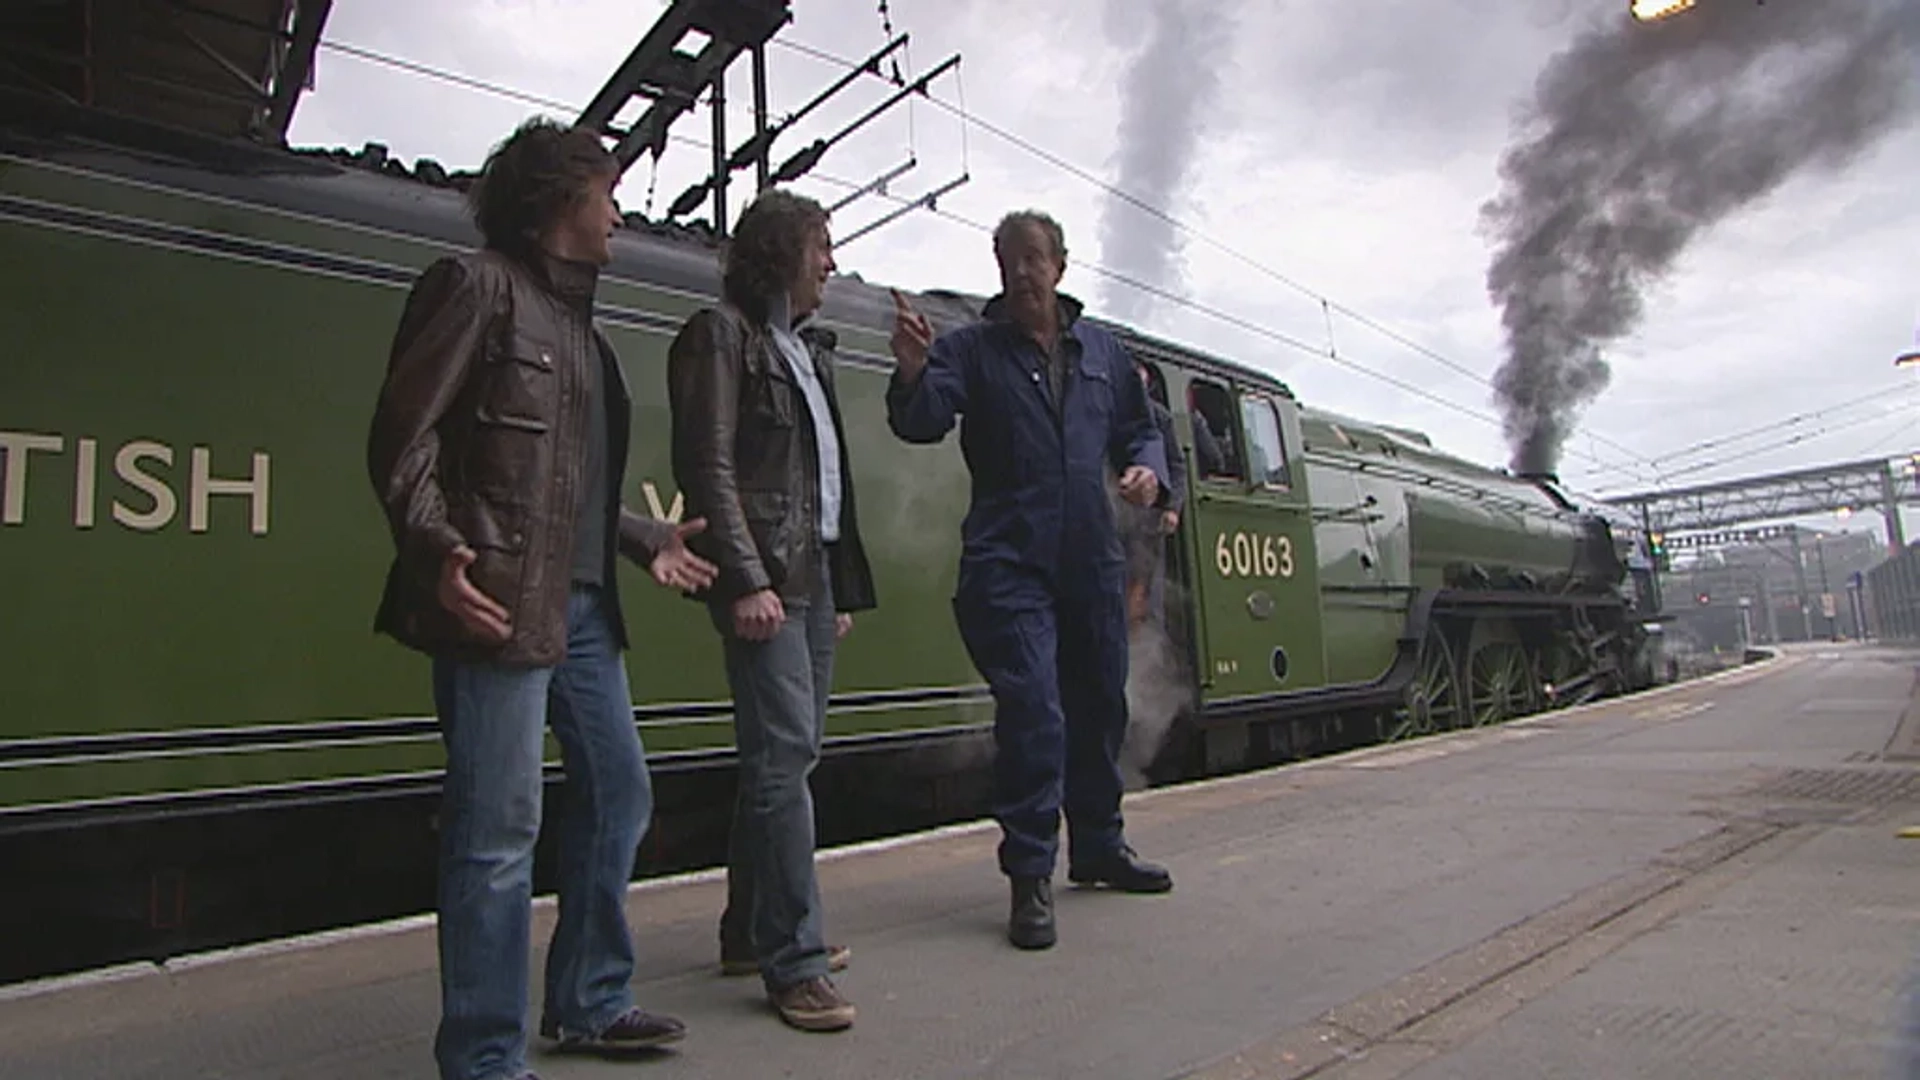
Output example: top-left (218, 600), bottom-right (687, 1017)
top-left (0, 84), bottom-right (1663, 977)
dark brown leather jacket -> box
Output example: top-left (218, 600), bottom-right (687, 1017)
top-left (367, 246), bottom-right (675, 666)
top-left (665, 303), bottom-right (876, 613)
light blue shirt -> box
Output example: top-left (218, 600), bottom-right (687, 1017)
top-left (767, 293), bottom-right (842, 544)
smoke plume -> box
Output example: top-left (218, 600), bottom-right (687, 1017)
top-left (1482, 0), bottom-right (1920, 475)
top-left (1098, 0), bottom-right (1233, 322)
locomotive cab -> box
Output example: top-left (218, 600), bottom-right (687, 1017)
top-left (1169, 368), bottom-right (1329, 697)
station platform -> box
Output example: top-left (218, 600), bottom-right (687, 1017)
top-left (6, 642), bottom-right (1920, 1079)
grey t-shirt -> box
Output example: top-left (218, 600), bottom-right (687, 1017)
top-left (571, 339), bottom-right (611, 586)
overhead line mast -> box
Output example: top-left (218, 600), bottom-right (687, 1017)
top-left (574, 0), bottom-right (964, 240)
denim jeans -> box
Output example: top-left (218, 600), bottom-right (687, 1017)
top-left (1893, 950), bottom-right (1920, 1078)
top-left (712, 557), bottom-right (837, 991)
top-left (429, 585), bottom-right (653, 1080)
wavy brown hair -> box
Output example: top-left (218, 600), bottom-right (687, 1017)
top-left (466, 117), bottom-right (617, 255)
top-left (722, 188), bottom-right (829, 325)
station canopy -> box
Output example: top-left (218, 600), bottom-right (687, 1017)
top-left (0, 0), bottom-right (331, 142)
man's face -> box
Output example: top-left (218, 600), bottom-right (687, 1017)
top-left (790, 224), bottom-right (836, 317)
top-left (559, 168), bottom-right (622, 266)
top-left (994, 221), bottom-right (1063, 322)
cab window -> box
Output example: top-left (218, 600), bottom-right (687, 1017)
top-left (1239, 394), bottom-right (1292, 490)
top-left (1188, 379), bottom-right (1240, 481)
top-left (1132, 355), bottom-right (1170, 410)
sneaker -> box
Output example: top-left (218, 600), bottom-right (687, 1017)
top-left (539, 1006), bottom-right (686, 1052)
top-left (721, 942), bottom-right (851, 977)
top-left (768, 975), bottom-right (856, 1032)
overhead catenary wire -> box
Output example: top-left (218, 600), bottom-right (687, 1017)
top-left (808, 176), bottom-right (1543, 439)
top-left (767, 37), bottom-right (1668, 475)
top-left (1851, 412), bottom-right (1920, 459)
top-left (1579, 382), bottom-right (1920, 491)
top-left (315, 34), bottom-right (1918, 495)
top-left (1646, 384), bottom-right (1916, 466)
top-left (312, 36), bottom-right (1665, 480)
top-left (1589, 392), bottom-right (1920, 495)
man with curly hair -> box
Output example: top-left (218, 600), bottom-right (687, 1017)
top-left (666, 188), bottom-right (876, 1031)
top-left (367, 116), bottom-right (716, 1080)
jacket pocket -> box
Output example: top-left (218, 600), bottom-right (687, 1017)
top-left (449, 488), bottom-right (529, 554)
top-left (478, 328), bottom-right (560, 429)
top-left (448, 489), bottom-right (529, 624)
top-left (740, 489), bottom-right (792, 586)
top-left (1074, 357), bottom-right (1115, 425)
top-left (745, 350), bottom-right (798, 430)
top-left (464, 409), bottom-right (550, 497)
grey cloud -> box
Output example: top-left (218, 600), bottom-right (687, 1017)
top-left (1232, 0), bottom-right (1586, 164)
top-left (282, 0), bottom-right (1920, 501)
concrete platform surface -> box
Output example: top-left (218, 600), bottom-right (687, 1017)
top-left (5, 643), bottom-right (1920, 1080)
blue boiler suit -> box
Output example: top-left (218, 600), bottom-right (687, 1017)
top-left (886, 294), bottom-right (1169, 878)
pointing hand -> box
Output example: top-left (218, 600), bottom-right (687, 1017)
top-left (889, 287), bottom-right (933, 380)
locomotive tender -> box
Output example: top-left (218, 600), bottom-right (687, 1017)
top-left (0, 84), bottom-right (1663, 978)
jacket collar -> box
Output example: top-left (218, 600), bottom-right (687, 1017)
top-left (498, 243), bottom-right (600, 304)
top-left (763, 292), bottom-right (839, 352)
top-left (981, 291), bottom-right (1084, 333)
top-left (768, 291), bottom-right (800, 334)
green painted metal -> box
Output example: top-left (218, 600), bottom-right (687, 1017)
top-left (0, 90), bottom-right (1652, 828)
top-left (0, 146), bottom-right (990, 818)
top-left (1178, 382), bottom-right (1328, 698)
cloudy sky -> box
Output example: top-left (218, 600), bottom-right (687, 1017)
top-left (285, 0), bottom-right (1920, 539)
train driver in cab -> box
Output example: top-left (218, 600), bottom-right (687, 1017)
top-left (885, 210), bottom-right (1175, 952)
top-left (1121, 358), bottom-right (1188, 631)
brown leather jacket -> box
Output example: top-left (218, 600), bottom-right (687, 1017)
top-left (665, 303), bottom-right (876, 613)
top-left (367, 246), bottom-right (675, 666)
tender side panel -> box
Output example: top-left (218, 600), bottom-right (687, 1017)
top-left (0, 150), bottom-right (991, 822)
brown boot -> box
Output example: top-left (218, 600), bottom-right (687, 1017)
top-left (768, 975), bottom-right (856, 1032)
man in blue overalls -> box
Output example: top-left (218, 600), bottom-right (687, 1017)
top-left (886, 210), bottom-right (1174, 951)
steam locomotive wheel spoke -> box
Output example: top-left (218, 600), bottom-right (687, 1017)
top-left (1537, 639), bottom-right (1591, 709)
top-left (1389, 625), bottom-right (1460, 742)
top-left (1468, 640), bottom-right (1536, 726)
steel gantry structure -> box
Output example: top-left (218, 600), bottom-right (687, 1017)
top-left (0, 0), bottom-right (332, 144)
top-left (1606, 453), bottom-right (1920, 554)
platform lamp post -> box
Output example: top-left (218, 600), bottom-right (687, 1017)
top-left (1897, 345), bottom-right (1919, 555)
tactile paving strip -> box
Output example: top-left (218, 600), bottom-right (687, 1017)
top-left (1746, 766), bottom-right (1920, 806)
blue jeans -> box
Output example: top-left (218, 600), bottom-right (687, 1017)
top-left (429, 586), bottom-right (653, 1080)
top-left (1893, 951), bottom-right (1920, 1078)
top-left (712, 559), bottom-right (837, 990)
